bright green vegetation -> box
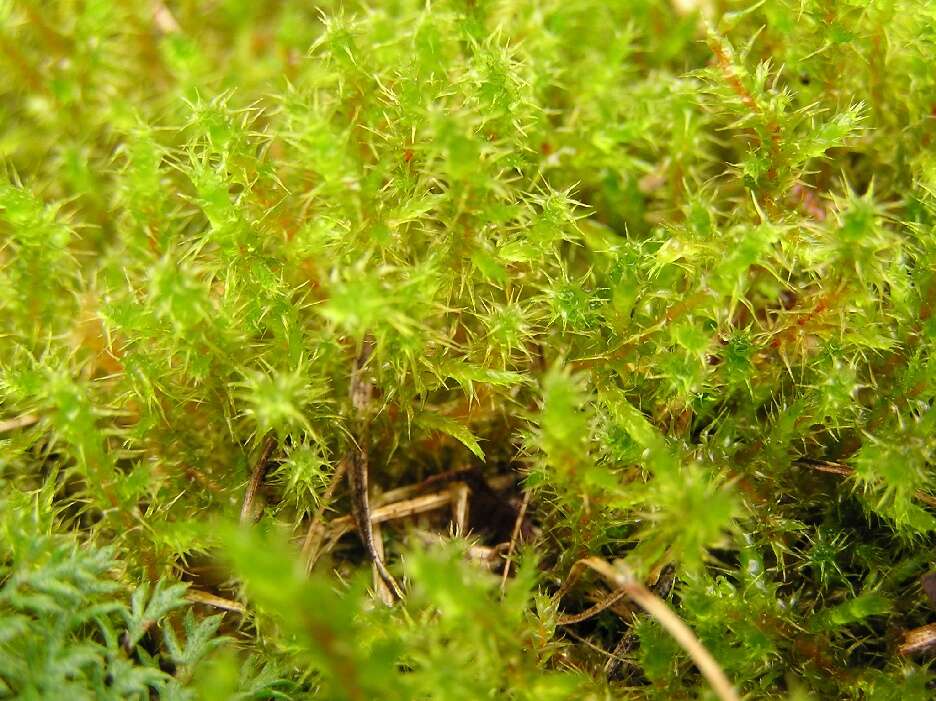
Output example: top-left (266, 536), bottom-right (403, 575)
top-left (2, 1), bottom-right (936, 698)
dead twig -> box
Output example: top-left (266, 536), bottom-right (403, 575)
top-left (307, 470), bottom-right (516, 574)
top-left (347, 337), bottom-right (403, 601)
top-left (408, 529), bottom-right (509, 570)
top-left (185, 589), bottom-right (246, 613)
top-left (0, 413), bottom-right (39, 434)
top-left (450, 482), bottom-right (470, 535)
top-left (329, 491), bottom-right (455, 537)
top-left (556, 557), bottom-right (739, 701)
top-left (625, 579), bottom-right (740, 701)
top-left (802, 460), bottom-right (936, 508)
top-left (804, 461), bottom-right (853, 477)
top-left (301, 458), bottom-right (348, 574)
top-left (556, 587), bottom-right (633, 625)
top-left (899, 623), bottom-right (936, 656)
top-left (604, 631), bottom-right (637, 676)
top-left (562, 628), bottom-right (633, 667)
top-left (554, 556), bottom-right (595, 603)
top-left (371, 521), bottom-right (395, 605)
top-left (239, 434), bottom-right (278, 524)
top-left (500, 489), bottom-right (530, 593)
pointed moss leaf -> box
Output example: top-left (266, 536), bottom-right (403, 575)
top-left (811, 593), bottom-right (891, 632)
top-left (415, 411), bottom-right (485, 460)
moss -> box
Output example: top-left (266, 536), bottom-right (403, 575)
top-left (1, 1), bottom-right (935, 698)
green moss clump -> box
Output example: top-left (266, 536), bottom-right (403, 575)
top-left (1, 1), bottom-right (935, 698)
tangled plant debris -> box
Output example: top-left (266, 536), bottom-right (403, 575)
top-left (1, 1), bottom-right (935, 698)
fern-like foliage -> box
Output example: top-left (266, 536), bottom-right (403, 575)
top-left (0, 490), bottom-right (288, 699)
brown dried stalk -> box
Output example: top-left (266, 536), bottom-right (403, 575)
top-left (0, 413), bottom-right (39, 434)
top-left (304, 468), bottom-right (516, 574)
top-left (899, 623), bottom-right (936, 656)
top-left (185, 589), bottom-right (246, 613)
top-left (500, 489), bottom-right (530, 592)
top-left (556, 557), bottom-right (739, 701)
top-left (556, 587), bottom-right (633, 625)
top-left (371, 521), bottom-right (395, 605)
top-left (450, 482), bottom-right (470, 534)
top-left (301, 458), bottom-right (348, 574)
top-left (329, 491), bottom-right (455, 538)
top-left (802, 460), bottom-right (936, 508)
top-left (239, 434), bottom-right (278, 524)
top-left (347, 337), bottom-right (403, 601)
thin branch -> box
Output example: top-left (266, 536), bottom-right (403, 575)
top-left (500, 489), bottom-right (530, 593)
top-left (604, 631), bottom-right (637, 676)
top-left (899, 623), bottom-right (936, 656)
top-left (409, 529), bottom-right (507, 570)
top-left (562, 628), bottom-right (633, 667)
top-left (554, 556), bottom-right (592, 603)
top-left (625, 578), bottom-right (740, 701)
top-left (301, 458), bottom-right (348, 574)
top-left (305, 470), bottom-right (515, 574)
top-left (185, 589), bottom-right (246, 613)
top-left (804, 461), bottom-right (853, 477)
top-left (555, 557), bottom-right (739, 701)
top-left (801, 460), bottom-right (936, 508)
top-left (450, 482), bottom-right (470, 535)
top-left (328, 491), bottom-right (455, 537)
top-left (0, 413), bottom-right (39, 434)
top-left (371, 521), bottom-right (394, 605)
top-left (556, 587), bottom-right (632, 625)
top-left (239, 434), bottom-right (278, 524)
top-left (347, 336), bottom-right (403, 601)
